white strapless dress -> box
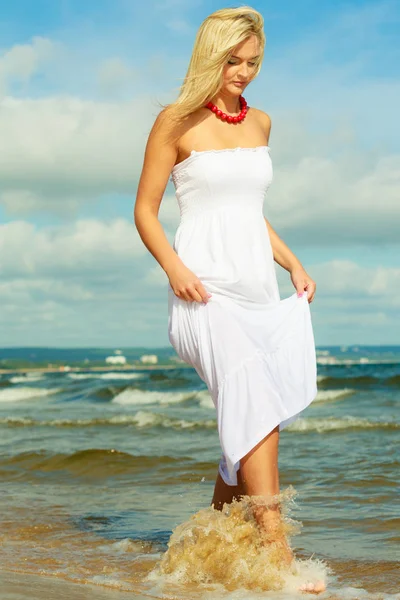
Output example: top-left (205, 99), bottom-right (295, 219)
top-left (167, 146), bottom-right (317, 486)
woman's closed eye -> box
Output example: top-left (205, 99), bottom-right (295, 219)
top-left (227, 60), bottom-right (257, 66)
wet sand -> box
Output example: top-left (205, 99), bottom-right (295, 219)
top-left (0, 569), bottom-right (152, 600)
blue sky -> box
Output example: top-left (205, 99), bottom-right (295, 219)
top-left (0, 0), bottom-right (399, 347)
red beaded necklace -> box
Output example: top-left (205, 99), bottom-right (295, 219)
top-left (205, 95), bottom-right (248, 124)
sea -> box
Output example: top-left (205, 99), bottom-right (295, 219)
top-left (0, 345), bottom-right (399, 599)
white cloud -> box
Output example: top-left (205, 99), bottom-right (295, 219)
top-left (276, 258), bottom-right (400, 304)
top-left (0, 219), bottom-right (147, 278)
top-left (0, 95), bottom-right (156, 214)
top-left (0, 217), bottom-right (172, 344)
top-left (0, 189), bottom-right (83, 216)
top-left (0, 36), bottom-right (57, 96)
top-left (97, 58), bottom-right (138, 95)
top-left (265, 142), bottom-right (400, 244)
top-left (0, 278), bottom-right (93, 303)
top-left (0, 218), bottom-right (399, 345)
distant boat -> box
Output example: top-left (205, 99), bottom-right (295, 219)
top-left (139, 354), bottom-right (158, 364)
top-left (105, 355), bottom-right (127, 365)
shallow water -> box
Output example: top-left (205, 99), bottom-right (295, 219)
top-left (0, 346), bottom-right (399, 598)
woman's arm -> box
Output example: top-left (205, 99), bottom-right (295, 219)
top-left (264, 217), bottom-right (317, 302)
top-left (264, 217), bottom-right (303, 273)
top-left (255, 110), bottom-right (316, 301)
top-left (134, 108), bottom-right (211, 304)
top-left (134, 108), bottom-right (182, 274)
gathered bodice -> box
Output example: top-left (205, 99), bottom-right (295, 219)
top-left (168, 145), bottom-right (279, 305)
top-left (170, 146), bottom-right (273, 224)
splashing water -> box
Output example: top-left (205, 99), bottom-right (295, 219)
top-left (147, 485), bottom-right (331, 594)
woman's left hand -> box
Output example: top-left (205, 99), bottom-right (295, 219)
top-left (290, 268), bottom-right (316, 303)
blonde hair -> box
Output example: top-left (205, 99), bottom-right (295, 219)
top-left (162, 6), bottom-right (265, 122)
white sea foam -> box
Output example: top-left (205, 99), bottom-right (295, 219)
top-left (197, 389), bottom-right (215, 409)
top-left (287, 415), bottom-right (398, 433)
top-left (0, 386), bottom-right (61, 403)
top-left (131, 409), bottom-right (215, 429)
top-left (2, 411), bottom-right (395, 433)
top-left (67, 372), bottom-right (144, 380)
top-left (112, 388), bottom-right (195, 405)
top-left (96, 538), bottom-right (155, 554)
top-left (321, 586), bottom-right (400, 600)
top-left (317, 357), bottom-right (400, 366)
top-left (314, 388), bottom-right (355, 402)
top-left (9, 373), bottom-right (45, 384)
top-left (0, 411), bottom-right (216, 429)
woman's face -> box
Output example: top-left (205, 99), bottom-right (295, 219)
top-left (222, 34), bottom-right (260, 97)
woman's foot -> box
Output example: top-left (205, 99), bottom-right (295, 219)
top-left (271, 534), bottom-right (294, 566)
top-left (253, 506), bottom-right (326, 594)
top-left (253, 503), bottom-right (294, 566)
top-left (298, 580), bottom-right (326, 593)
top-left (266, 531), bottom-right (326, 593)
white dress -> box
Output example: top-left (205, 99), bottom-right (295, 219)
top-left (167, 146), bottom-right (317, 486)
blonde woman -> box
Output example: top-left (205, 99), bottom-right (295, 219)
top-left (135, 6), bottom-right (325, 594)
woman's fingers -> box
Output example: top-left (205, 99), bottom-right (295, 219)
top-left (196, 282), bottom-right (211, 303)
top-left (308, 283), bottom-right (316, 303)
top-left (177, 281), bottom-right (211, 303)
top-left (169, 265), bottom-right (212, 304)
top-left (188, 285), bottom-right (204, 303)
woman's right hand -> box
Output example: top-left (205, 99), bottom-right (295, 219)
top-left (168, 263), bottom-right (212, 303)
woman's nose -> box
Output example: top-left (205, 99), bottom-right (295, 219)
top-left (237, 65), bottom-right (249, 79)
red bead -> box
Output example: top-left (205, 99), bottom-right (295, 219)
top-left (204, 96), bottom-right (247, 124)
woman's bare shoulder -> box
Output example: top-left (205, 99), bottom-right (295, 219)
top-left (248, 107), bottom-right (271, 144)
top-left (250, 106), bottom-right (271, 129)
top-left (151, 104), bottom-right (204, 148)
top-left (150, 105), bottom-right (183, 143)
top-left (152, 105), bottom-right (208, 156)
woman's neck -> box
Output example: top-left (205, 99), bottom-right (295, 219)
top-left (210, 93), bottom-right (242, 114)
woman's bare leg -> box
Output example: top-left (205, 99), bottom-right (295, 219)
top-left (240, 425), bottom-right (326, 593)
top-left (210, 470), bottom-right (244, 511)
top-left (210, 428), bottom-right (281, 513)
top-left (240, 425), bottom-right (294, 564)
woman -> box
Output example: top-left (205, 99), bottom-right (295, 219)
top-left (135, 6), bottom-right (325, 594)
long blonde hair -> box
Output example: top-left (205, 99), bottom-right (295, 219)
top-left (162, 6), bottom-right (265, 122)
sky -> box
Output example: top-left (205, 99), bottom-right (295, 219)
top-left (0, 0), bottom-right (399, 348)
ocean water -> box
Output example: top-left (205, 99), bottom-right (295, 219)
top-left (0, 346), bottom-right (399, 598)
